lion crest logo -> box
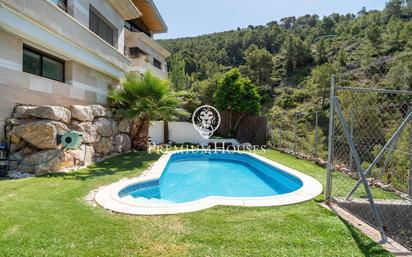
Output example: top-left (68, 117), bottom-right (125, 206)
top-left (192, 105), bottom-right (221, 139)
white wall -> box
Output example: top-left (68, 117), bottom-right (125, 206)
top-left (149, 121), bottom-right (208, 145)
top-left (168, 122), bottom-right (209, 145)
top-left (149, 121), bottom-right (164, 144)
top-left (149, 121), bottom-right (240, 146)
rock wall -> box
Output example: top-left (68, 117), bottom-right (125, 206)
top-left (5, 104), bottom-right (131, 175)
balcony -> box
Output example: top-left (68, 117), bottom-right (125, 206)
top-left (124, 30), bottom-right (170, 79)
top-left (129, 56), bottom-right (168, 79)
top-left (1, 0), bottom-right (131, 78)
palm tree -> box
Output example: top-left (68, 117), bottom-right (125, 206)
top-left (109, 71), bottom-right (184, 151)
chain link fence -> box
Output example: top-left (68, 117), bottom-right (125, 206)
top-left (327, 77), bottom-right (412, 250)
top-left (268, 110), bottom-right (329, 161)
top-left (267, 51), bottom-right (412, 249)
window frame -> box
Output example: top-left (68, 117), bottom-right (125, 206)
top-left (89, 5), bottom-right (118, 47)
top-left (23, 45), bottom-right (65, 83)
top-left (153, 58), bottom-right (162, 70)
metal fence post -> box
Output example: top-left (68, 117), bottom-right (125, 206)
top-left (409, 114), bottom-right (412, 197)
top-left (314, 111), bottom-right (319, 157)
top-left (293, 113), bottom-right (298, 155)
top-left (326, 75), bottom-right (336, 201)
top-left (349, 111), bottom-right (354, 172)
top-left (278, 127), bottom-right (282, 148)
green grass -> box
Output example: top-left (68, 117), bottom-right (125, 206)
top-left (261, 150), bottom-right (399, 200)
top-left (0, 150), bottom-right (392, 257)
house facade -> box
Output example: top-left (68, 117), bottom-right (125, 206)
top-left (0, 0), bottom-right (170, 140)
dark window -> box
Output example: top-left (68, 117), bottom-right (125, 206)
top-left (153, 58), bottom-right (162, 69)
top-left (128, 47), bottom-right (146, 58)
top-left (89, 6), bottom-right (118, 46)
top-left (23, 46), bottom-right (65, 82)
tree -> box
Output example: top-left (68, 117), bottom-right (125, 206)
top-left (357, 7), bottom-right (367, 17)
top-left (281, 34), bottom-right (313, 74)
top-left (176, 90), bottom-right (201, 118)
top-left (385, 53), bottom-right (412, 90)
top-left (280, 16), bottom-right (296, 29)
top-left (240, 45), bottom-right (275, 86)
top-left (385, 18), bottom-right (404, 53)
top-left (320, 16), bottom-right (337, 34)
top-left (366, 24), bottom-right (382, 50)
top-left (384, 0), bottom-right (403, 20)
top-left (316, 39), bottom-right (327, 65)
top-left (214, 69), bottom-right (261, 136)
top-left (192, 74), bottom-right (222, 105)
top-left (169, 53), bottom-right (187, 91)
top-left (337, 48), bottom-right (347, 67)
top-left (307, 63), bottom-right (336, 108)
top-left (401, 20), bottom-right (412, 49)
top-left (109, 72), bottom-right (185, 150)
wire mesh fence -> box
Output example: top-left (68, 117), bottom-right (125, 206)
top-left (268, 110), bottom-right (329, 161)
top-left (327, 80), bottom-right (412, 250)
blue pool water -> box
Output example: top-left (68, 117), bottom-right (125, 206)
top-left (119, 152), bottom-right (303, 203)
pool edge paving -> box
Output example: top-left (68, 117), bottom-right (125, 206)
top-left (94, 150), bottom-right (323, 215)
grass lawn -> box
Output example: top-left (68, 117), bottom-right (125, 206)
top-left (0, 150), bottom-right (392, 257)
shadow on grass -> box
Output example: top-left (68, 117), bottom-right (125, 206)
top-left (46, 151), bottom-right (161, 181)
top-left (339, 217), bottom-right (388, 257)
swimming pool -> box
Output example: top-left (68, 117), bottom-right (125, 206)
top-left (95, 151), bottom-right (323, 215)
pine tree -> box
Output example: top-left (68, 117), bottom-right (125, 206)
top-left (169, 53), bottom-right (187, 91)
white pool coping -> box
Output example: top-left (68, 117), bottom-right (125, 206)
top-left (95, 151), bottom-right (323, 215)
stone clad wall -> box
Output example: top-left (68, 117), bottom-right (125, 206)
top-left (5, 104), bottom-right (131, 175)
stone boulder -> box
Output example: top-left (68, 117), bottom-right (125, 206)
top-left (111, 120), bottom-right (118, 135)
top-left (14, 121), bottom-right (69, 149)
top-left (68, 145), bottom-right (95, 166)
top-left (382, 184), bottom-right (395, 192)
top-left (25, 105), bottom-right (71, 124)
top-left (52, 121), bottom-right (71, 134)
top-left (113, 134), bottom-right (132, 153)
top-left (21, 149), bottom-right (75, 175)
top-left (10, 132), bottom-right (22, 144)
top-left (71, 122), bottom-right (97, 144)
top-left (89, 105), bottom-right (109, 118)
top-left (13, 105), bottom-right (35, 119)
top-left (94, 118), bottom-right (113, 137)
top-left (70, 105), bottom-right (94, 122)
top-left (9, 139), bottom-right (26, 154)
top-left (9, 150), bottom-right (25, 170)
top-left (94, 137), bottom-right (113, 155)
top-left (118, 119), bottom-right (130, 133)
top-left (6, 118), bottom-right (25, 126)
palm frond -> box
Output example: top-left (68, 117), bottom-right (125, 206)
top-left (110, 71), bottom-right (185, 121)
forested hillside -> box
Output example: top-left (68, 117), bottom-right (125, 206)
top-left (160, 0), bottom-right (412, 110)
top-left (158, 1), bottom-right (412, 192)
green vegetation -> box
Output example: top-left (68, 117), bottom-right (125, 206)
top-left (161, 1), bottom-right (412, 107)
top-left (160, 0), bottom-right (412, 193)
top-left (109, 72), bottom-right (184, 151)
top-left (214, 69), bottom-right (261, 136)
top-left (0, 150), bottom-right (395, 256)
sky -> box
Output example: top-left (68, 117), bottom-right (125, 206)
top-left (154, 0), bottom-right (388, 40)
